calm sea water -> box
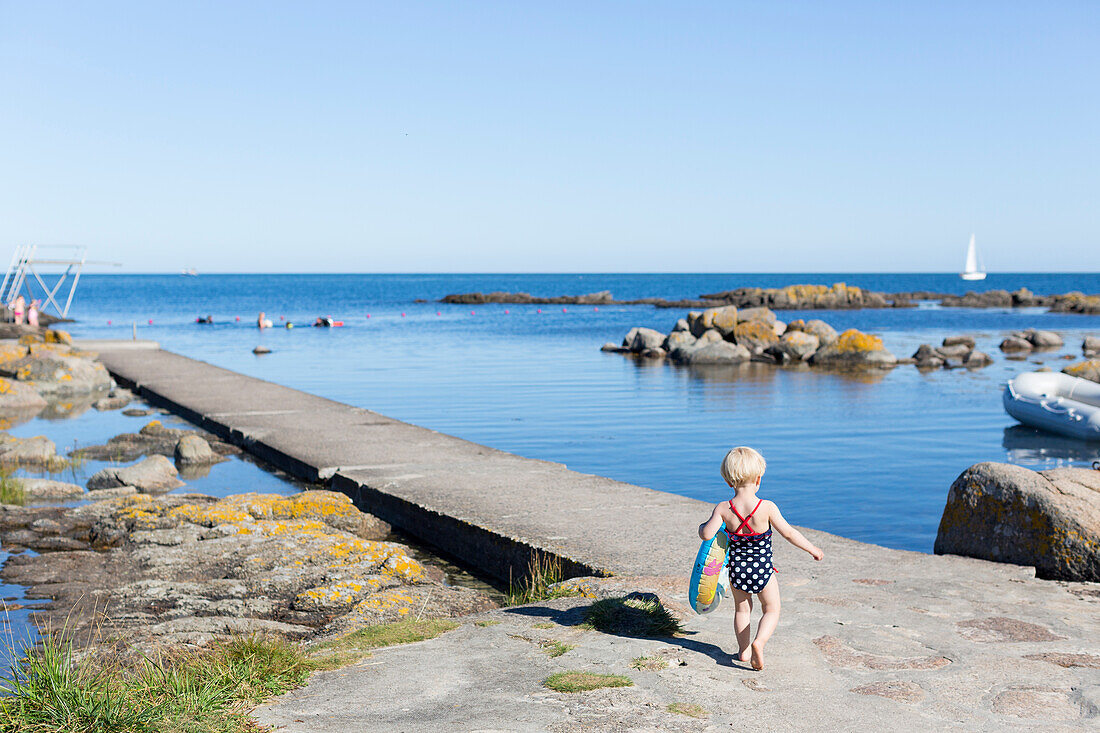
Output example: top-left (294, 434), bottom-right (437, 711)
top-left (51, 273), bottom-right (1100, 553)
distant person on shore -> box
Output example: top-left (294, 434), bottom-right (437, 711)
top-left (11, 295), bottom-right (25, 325)
top-left (258, 311), bottom-right (273, 329)
top-left (697, 447), bottom-right (823, 671)
top-left (27, 300), bottom-right (39, 327)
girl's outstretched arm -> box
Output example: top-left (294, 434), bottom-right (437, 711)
top-left (698, 503), bottom-right (725, 541)
top-left (768, 503), bottom-right (824, 560)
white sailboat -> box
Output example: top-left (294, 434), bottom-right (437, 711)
top-left (960, 234), bottom-right (986, 281)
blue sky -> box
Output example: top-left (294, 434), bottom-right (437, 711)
top-left (1, 2), bottom-right (1097, 273)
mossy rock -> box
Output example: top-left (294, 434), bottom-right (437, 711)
top-left (732, 320), bottom-right (779, 354)
top-left (935, 462), bottom-right (1100, 582)
top-left (809, 328), bottom-right (896, 368)
top-left (1063, 359), bottom-right (1100, 384)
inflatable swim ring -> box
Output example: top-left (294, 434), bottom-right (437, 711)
top-left (689, 529), bottom-right (729, 614)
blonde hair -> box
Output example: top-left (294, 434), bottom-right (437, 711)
top-left (720, 446), bottom-right (766, 486)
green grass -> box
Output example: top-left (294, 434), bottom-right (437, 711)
top-left (307, 619), bottom-right (458, 671)
top-left (532, 622), bottom-right (554, 630)
top-left (583, 597), bottom-right (683, 637)
top-left (543, 671), bottom-right (633, 693)
top-left (667, 702), bottom-right (707, 719)
top-left (474, 620), bottom-right (500, 628)
top-left (630, 655), bottom-right (668, 671)
top-left (507, 553), bottom-right (583, 605)
top-left (0, 471), bottom-right (25, 506)
top-left (538, 640), bottom-right (574, 658)
top-left (0, 632), bottom-right (314, 733)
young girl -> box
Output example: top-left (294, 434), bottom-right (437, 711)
top-left (698, 446), bottom-right (823, 671)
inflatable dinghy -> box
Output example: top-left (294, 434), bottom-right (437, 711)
top-left (1003, 371), bottom-right (1100, 442)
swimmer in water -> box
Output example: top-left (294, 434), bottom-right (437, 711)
top-left (258, 311), bottom-right (273, 329)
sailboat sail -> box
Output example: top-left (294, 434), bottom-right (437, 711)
top-left (960, 234), bottom-right (986, 280)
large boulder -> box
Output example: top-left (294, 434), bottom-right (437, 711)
top-left (708, 306), bottom-right (739, 337)
top-left (621, 328), bottom-right (640, 349)
top-left (773, 331), bottom-right (819, 361)
top-left (737, 307), bottom-right (776, 325)
top-left (664, 331), bottom-right (696, 352)
top-left (912, 344), bottom-right (945, 369)
top-left (20, 478), bottom-right (84, 500)
top-left (0, 376), bottom-right (47, 411)
top-left (174, 435), bottom-right (223, 465)
top-left (1000, 336), bottom-right (1032, 353)
top-left (686, 311), bottom-right (708, 337)
top-left (801, 319), bottom-right (839, 347)
top-left (0, 349), bottom-right (111, 397)
top-left (686, 341), bottom-right (751, 365)
top-left (942, 335), bottom-right (976, 349)
top-left (808, 329), bottom-right (897, 369)
top-left (1083, 336), bottom-right (1100, 356)
top-left (732, 320), bottom-right (779, 354)
top-left (0, 434), bottom-right (60, 468)
top-left (629, 328), bottom-right (665, 353)
top-left (935, 463), bottom-right (1100, 582)
top-left (936, 343), bottom-right (971, 359)
top-left (1063, 359), bottom-right (1100, 384)
top-left (87, 454), bottom-right (184, 494)
top-left (1018, 329), bottom-right (1063, 349)
top-left (963, 350), bottom-right (993, 368)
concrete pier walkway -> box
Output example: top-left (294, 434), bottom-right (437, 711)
top-left (94, 345), bottom-right (707, 582)
top-left (91, 345), bottom-right (1100, 731)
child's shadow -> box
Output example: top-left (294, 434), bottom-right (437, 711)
top-left (505, 598), bottom-right (751, 670)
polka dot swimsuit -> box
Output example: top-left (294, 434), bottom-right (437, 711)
top-left (725, 498), bottom-right (775, 594)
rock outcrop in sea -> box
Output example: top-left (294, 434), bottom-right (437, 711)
top-left (935, 462), bottom-right (1100, 582)
top-left (605, 307), bottom-right (897, 369)
top-left (442, 284), bottom-right (1100, 314)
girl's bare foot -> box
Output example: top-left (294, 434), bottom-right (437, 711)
top-left (738, 649), bottom-right (750, 663)
top-left (750, 641), bottom-right (764, 671)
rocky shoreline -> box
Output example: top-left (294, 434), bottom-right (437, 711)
top-left (0, 330), bottom-right (499, 654)
top-left (604, 304), bottom-right (1100, 378)
top-left (0, 490), bottom-right (496, 650)
top-left (442, 283), bottom-right (1100, 314)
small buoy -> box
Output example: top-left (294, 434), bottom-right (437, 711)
top-left (401, 312), bottom-right (406, 317)
top-left (594, 307), bottom-right (598, 312)
top-left (537, 309), bottom-right (542, 314)
top-left (107, 320), bottom-right (112, 325)
top-left (470, 310), bottom-right (475, 316)
top-left (148, 319), bottom-right (153, 324)
top-left (235, 316), bottom-right (240, 321)
top-left (562, 308), bottom-right (567, 313)
top-left (279, 316), bottom-right (285, 321)
top-left (253, 346), bottom-right (271, 355)
top-left (436, 311), bottom-right (441, 316)
top-left (366, 314), bottom-right (371, 318)
top-left (286, 323), bottom-right (294, 329)
top-left (505, 309), bottom-right (509, 314)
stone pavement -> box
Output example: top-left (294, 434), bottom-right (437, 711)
top-left (89, 345), bottom-right (1100, 730)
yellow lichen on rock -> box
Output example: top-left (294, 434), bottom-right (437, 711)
top-left (219, 490), bottom-right (359, 526)
top-left (0, 343), bottom-right (28, 364)
top-left (168, 502), bottom-right (252, 527)
top-left (833, 329), bottom-right (885, 353)
top-left (350, 589), bottom-right (418, 617)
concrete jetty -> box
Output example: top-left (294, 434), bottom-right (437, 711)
top-left (93, 345), bottom-right (705, 582)
top-left (90, 345), bottom-right (1100, 731)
